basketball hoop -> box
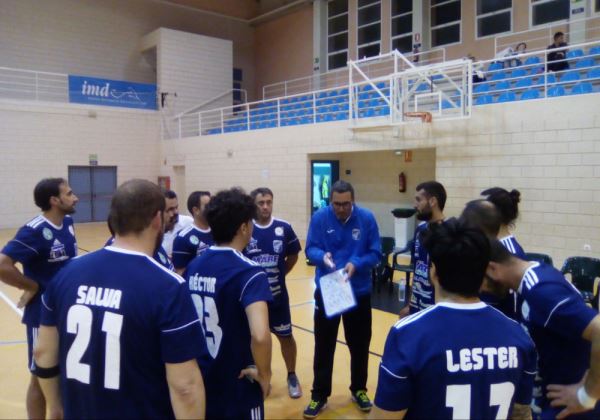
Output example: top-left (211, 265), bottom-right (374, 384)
top-left (404, 111), bottom-right (432, 123)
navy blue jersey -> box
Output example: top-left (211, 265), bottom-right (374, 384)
top-left (40, 246), bottom-right (207, 420)
top-left (172, 225), bottom-right (214, 270)
top-left (243, 218), bottom-right (301, 302)
top-left (375, 302), bottom-right (537, 419)
top-left (409, 222), bottom-right (433, 314)
top-left (2, 215), bottom-right (77, 325)
top-left (517, 263), bottom-right (600, 417)
top-left (104, 237), bottom-right (173, 270)
top-left (500, 235), bottom-right (526, 259)
top-left (184, 246), bottom-right (272, 418)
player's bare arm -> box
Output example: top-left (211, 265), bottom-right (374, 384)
top-left (368, 405), bottom-right (406, 419)
top-left (33, 326), bottom-right (62, 419)
top-left (284, 253), bottom-right (299, 275)
top-left (166, 360), bottom-right (206, 419)
top-left (0, 253), bottom-right (39, 307)
top-left (245, 300), bottom-right (272, 398)
top-left (510, 403), bottom-right (532, 420)
top-left (547, 315), bottom-right (600, 418)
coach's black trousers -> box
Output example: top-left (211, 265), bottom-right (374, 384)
top-left (311, 290), bottom-right (372, 401)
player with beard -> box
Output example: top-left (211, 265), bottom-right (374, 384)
top-left (0, 178), bottom-right (78, 418)
top-left (161, 190), bottom-right (193, 259)
top-left (34, 179), bottom-right (207, 419)
top-left (406, 181), bottom-right (446, 315)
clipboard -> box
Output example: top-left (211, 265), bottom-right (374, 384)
top-left (320, 269), bottom-right (357, 317)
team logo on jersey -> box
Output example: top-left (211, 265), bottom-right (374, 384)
top-left (68, 225), bottom-right (75, 236)
top-left (190, 235), bottom-right (199, 245)
top-left (246, 238), bottom-right (259, 254)
top-left (48, 239), bottom-right (68, 262)
top-left (521, 301), bottom-right (530, 321)
top-left (196, 242), bottom-right (210, 256)
top-left (42, 228), bottom-right (53, 240)
top-left (352, 228), bottom-right (361, 240)
top-left (273, 240), bottom-right (283, 254)
top-left (158, 252), bottom-right (167, 264)
top-left (275, 227), bottom-right (284, 236)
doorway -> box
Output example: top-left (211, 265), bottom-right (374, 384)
top-left (310, 160), bottom-right (339, 214)
top-left (68, 166), bottom-right (117, 223)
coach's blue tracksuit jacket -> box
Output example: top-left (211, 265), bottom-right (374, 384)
top-left (306, 204), bottom-right (381, 297)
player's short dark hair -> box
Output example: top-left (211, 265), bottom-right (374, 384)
top-left (250, 187), bottom-right (274, 200)
top-left (109, 179), bottom-right (165, 236)
top-left (331, 180), bottom-right (354, 200)
top-left (422, 218), bottom-right (490, 297)
top-left (489, 239), bottom-right (515, 263)
top-left (416, 181), bottom-right (447, 211)
top-left (163, 189), bottom-right (177, 199)
top-left (187, 191), bottom-right (211, 214)
top-left (481, 187), bottom-right (520, 226)
top-left (459, 199), bottom-right (502, 237)
top-left (34, 178), bottom-right (67, 211)
top-left (554, 31), bottom-right (564, 40)
top-left (205, 188), bottom-right (256, 244)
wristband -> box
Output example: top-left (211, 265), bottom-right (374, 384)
top-left (32, 363), bottom-right (60, 378)
top-left (577, 386), bottom-right (598, 409)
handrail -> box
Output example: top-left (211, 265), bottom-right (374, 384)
top-left (174, 88), bottom-right (247, 118)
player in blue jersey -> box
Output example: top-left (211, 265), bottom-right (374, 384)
top-left (161, 189), bottom-right (194, 259)
top-left (34, 179), bottom-right (207, 419)
top-left (486, 242), bottom-right (600, 419)
top-left (185, 187), bottom-right (272, 420)
top-left (0, 177), bottom-right (78, 419)
top-left (372, 218), bottom-right (537, 420)
top-left (304, 180), bottom-right (381, 418)
top-left (482, 187), bottom-right (526, 259)
top-left (172, 191), bottom-right (213, 275)
top-left (244, 187), bottom-right (303, 398)
top-left (105, 222), bottom-right (174, 270)
top-left (407, 181), bottom-right (446, 315)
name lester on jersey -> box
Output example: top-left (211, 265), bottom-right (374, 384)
top-left (76, 286), bottom-right (122, 310)
top-left (446, 346), bottom-right (519, 372)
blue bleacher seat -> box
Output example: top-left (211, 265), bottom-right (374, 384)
top-left (376, 107), bottom-right (390, 116)
top-left (339, 88), bottom-right (349, 95)
top-left (375, 82), bottom-right (386, 89)
top-left (575, 58), bottom-right (594, 69)
top-left (362, 84), bottom-right (373, 92)
top-left (589, 46), bottom-right (600, 56)
top-left (358, 100), bottom-right (369, 109)
top-left (570, 82), bottom-right (593, 95)
top-left (490, 71), bottom-right (507, 81)
top-left (534, 74), bottom-right (556, 85)
top-left (335, 96), bottom-right (346, 104)
top-left (317, 92), bottom-right (328, 99)
top-left (442, 99), bottom-right (455, 109)
top-left (567, 49), bottom-right (584, 59)
top-left (561, 71), bottom-right (581, 83)
top-left (358, 91), bottom-right (371, 100)
top-left (474, 83), bottom-right (490, 94)
top-left (587, 67), bottom-right (600, 80)
top-left (548, 86), bottom-right (566, 97)
top-left (475, 94), bottom-right (493, 105)
top-left (519, 89), bottom-right (540, 100)
top-left (510, 68), bottom-right (527, 79)
top-left (515, 77), bottom-right (533, 88)
top-left (416, 83), bottom-right (429, 92)
top-left (524, 56), bottom-right (541, 66)
top-left (488, 62), bottom-right (503, 71)
top-left (329, 104), bottom-right (340, 112)
top-left (494, 81), bottom-right (510, 91)
top-left (497, 91), bottom-right (516, 103)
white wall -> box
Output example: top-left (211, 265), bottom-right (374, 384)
top-left (162, 94), bottom-right (600, 267)
top-left (0, 100), bottom-right (160, 228)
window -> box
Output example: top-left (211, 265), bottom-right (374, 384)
top-left (233, 68), bottom-right (242, 104)
top-left (391, 0), bottom-right (413, 53)
top-left (476, 0), bottom-right (512, 38)
top-left (431, 0), bottom-right (461, 47)
top-left (530, 0), bottom-right (569, 27)
top-left (596, 0), bottom-right (600, 13)
top-left (357, 0), bottom-right (381, 59)
top-left (327, 0), bottom-right (348, 70)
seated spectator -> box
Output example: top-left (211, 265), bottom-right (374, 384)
top-left (547, 32), bottom-right (569, 72)
top-left (467, 55), bottom-right (486, 84)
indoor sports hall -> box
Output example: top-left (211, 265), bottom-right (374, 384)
top-left (1, 0), bottom-right (600, 418)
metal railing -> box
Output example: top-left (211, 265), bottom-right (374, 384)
top-left (495, 15), bottom-right (600, 56)
top-left (0, 67), bottom-right (69, 103)
top-left (261, 47), bottom-right (446, 100)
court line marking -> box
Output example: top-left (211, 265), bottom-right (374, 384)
top-left (0, 288), bottom-right (23, 318)
top-left (0, 340), bottom-right (26, 346)
top-left (290, 300), bottom-right (314, 308)
top-left (291, 323), bottom-right (383, 359)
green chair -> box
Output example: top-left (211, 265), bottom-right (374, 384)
top-left (524, 252), bottom-right (554, 267)
top-left (561, 257), bottom-right (600, 305)
top-left (373, 236), bottom-right (395, 292)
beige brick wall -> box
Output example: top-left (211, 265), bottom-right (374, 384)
top-left (163, 94), bottom-right (600, 267)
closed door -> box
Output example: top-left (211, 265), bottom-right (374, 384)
top-left (68, 166), bottom-right (117, 223)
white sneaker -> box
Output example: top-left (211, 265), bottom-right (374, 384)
top-left (287, 374), bottom-right (303, 399)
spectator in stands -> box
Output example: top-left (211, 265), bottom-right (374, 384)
top-left (511, 42), bottom-right (527, 67)
top-left (467, 55), bottom-right (486, 84)
top-left (547, 32), bottom-right (569, 73)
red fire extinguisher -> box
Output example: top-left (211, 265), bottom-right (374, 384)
top-left (398, 172), bottom-right (406, 193)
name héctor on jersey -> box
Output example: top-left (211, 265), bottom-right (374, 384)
top-left (76, 286), bottom-right (122, 310)
top-left (446, 346), bottom-right (519, 372)
top-left (188, 274), bottom-right (216, 294)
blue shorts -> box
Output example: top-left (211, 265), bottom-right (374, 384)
top-left (26, 324), bottom-right (39, 371)
top-left (268, 298), bottom-right (292, 337)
